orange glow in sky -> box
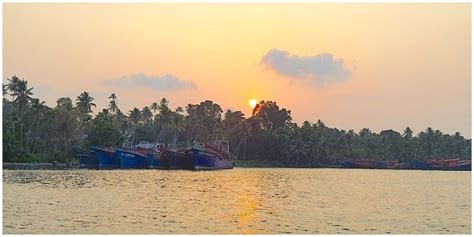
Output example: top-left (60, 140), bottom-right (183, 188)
top-left (3, 3), bottom-right (471, 136)
top-left (249, 99), bottom-right (258, 109)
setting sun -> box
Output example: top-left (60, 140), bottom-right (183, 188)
top-left (249, 99), bottom-right (258, 108)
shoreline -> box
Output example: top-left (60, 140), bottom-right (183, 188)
top-left (3, 162), bottom-right (471, 171)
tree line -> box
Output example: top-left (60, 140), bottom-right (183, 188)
top-left (3, 75), bottom-right (471, 166)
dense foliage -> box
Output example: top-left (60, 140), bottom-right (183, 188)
top-left (3, 76), bottom-right (471, 165)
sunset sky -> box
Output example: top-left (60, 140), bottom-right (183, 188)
top-left (3, 3), bottom-right (471, 136)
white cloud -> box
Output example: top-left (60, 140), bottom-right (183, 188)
top-left (104, 73), bottom-right (197, 91)
top-left (261, 49), bottom-right (351, 86)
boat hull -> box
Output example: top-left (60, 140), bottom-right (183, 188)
top-left (116, 149), bottom-right (149, 169)
top-left (92, 147), bottom-right (120, 169)
top-left (186, 148), bottom-right (234, 170)
top-left (453, 163), bottom-right (471, 171)
top-left (78, 154), bottom-right (97, 169)
top-left (77, 149), bottom-right (97, 169)
top-left (344, 160), bottom-right (403, 169)
top-left (146, 152), bottom-right (161, 169)
top-left (162, 150), bottom-right (193, 170)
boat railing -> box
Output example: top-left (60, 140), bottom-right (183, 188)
top-left (166, 143), bottom-right (181, 151)
top-left (190, 141), bottom-right (205, 150)
top-left (213, 140), bottom-right (230, 156)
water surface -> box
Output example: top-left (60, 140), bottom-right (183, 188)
top-left (3, 168), bottom-right (471, 234)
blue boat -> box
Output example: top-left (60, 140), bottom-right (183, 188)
top-left (186, 148), bottom-right (234, 170)
top-left (115, 149), bottom-right (149, 169)
top-left (91, 146), bottom-right (120, 169)
top-left (162, 150), bottom-right (193, 170)
top-left (146, 152), bottom-right (161, 169)
top-left (185, 140), bottom-right (234, 170)
top-left (77, 149), bottom-right (97, 169)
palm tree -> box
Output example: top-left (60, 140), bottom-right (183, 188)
top-left (7, 76), bottom-right (33, 114)
top-left (160, 98), bottom-right (170, 109)
top-left (156, 98), bottom-right (172, 142)
top-left (75, 92), bottom-right (96, 138)
top-left (128, 108), bottom-right (142, 125)
top-left (142, 106), bottom-right (153, 126)
top-left (6, 75), bottom-right (21, 100)
top-left (108, 93), bottom-right (119, 114)
top-left (26, 98), bottom-right (47, 153)
top-left (76, 91), bottom-right (96, 115)
top-left (3, 84), bottom-right (7, 98)
top-left (170, 110), bottom-right (185, 143)
top-left (403, 127), bottom-right (413, 139)
top-left (151, 102), bottom-right (159, 115)
top-left (128, 108), bottom-right (142, 144)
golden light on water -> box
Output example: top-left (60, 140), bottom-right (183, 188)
top-left (249, 99), bottom-right (258, 109)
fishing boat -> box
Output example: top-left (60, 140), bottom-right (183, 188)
top-left (134, 141), bottom-right (158, 154)
top-left (343, 160), bottom-right (403, 169)
top-left (185, 140), bottom-right (234, 170)
top-left (115, 148), bottom-right (149, 169)
top-left (425, 159), bottom-right (471, 171)
top-left (146, 152), bottom-right (161, 169)
top-left (91, 146), bottom-right (120, 169)
top-left (162, 150), bottom-right (193, 170)
top-left (76, 149), bottom-right (97, 169)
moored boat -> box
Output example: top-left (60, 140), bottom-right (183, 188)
top-left (162, 150), bottom-right (193, 170)
top-left (77, 149), bottom-right (97, 169)
top-left (454, 162), bottom-right (471, 171)
top-left (425, 159), bottom-right (471, 171)
top-left (134, 141), bottom-right (162, 154)
top-left (185, 140), bottom-right (234, 170)
top-left (91, 146), bottom-right (120, 169)
top-left (146, 152), bottom-right (162, 169)
top-left (115, 149), bottom-right (149, 169)
top-left (343, 160), bottom-right (403, 169)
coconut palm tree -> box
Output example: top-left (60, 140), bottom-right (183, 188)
top-left (151, 102), bottom-right (159, 115)
top-left (7, 76), bottom-right (33, 114)
top-left (142, 106), bottom-right (153, 126)
top-left (75, 91), bottom-right (96, 139)
top-left (128, 108), bottom-right (142, 144)
top-left (155, 98), bottom-right (173, 142)
top-left (108, 93), bottom-right (119, 114)
top-left (76, 91), bottom-right (96, 115)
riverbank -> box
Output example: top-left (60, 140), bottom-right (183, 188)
top-left (233, 160), bottom-right (343, 168)
top-left (3, 161), bottom-right (471, 171)
top-left (233, 160), bottom-right (286, 168)
top-left (3, 162), bottom-right (78, 170)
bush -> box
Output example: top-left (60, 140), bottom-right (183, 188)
top-left (27, 154), bottom-right (49, 163)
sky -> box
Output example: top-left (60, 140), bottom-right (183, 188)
top-left (3, 3), bottom-right (471, 137)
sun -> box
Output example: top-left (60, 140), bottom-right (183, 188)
top-left (249, 99), bottom-right (258, 109)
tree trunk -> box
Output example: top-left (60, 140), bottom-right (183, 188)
top-left (244, 135), bottom-right (247, 160)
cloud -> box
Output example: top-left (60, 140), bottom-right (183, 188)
top-left (104, 73), bottom-right (196, 91)
top-left (261, 49), bottom-right (351, 86)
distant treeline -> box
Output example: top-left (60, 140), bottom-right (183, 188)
top-left (3, 75), bottom-right (471, 166)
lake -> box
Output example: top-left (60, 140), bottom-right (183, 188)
top-left (3, 168), bottom-right (471, 234)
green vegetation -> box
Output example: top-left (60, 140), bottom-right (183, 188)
top-left (3, 75), bottom-right (471, 166)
